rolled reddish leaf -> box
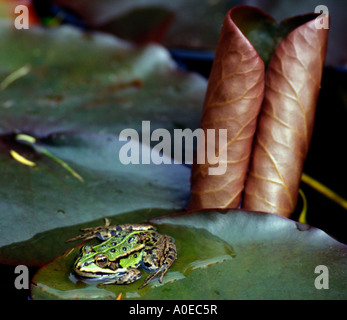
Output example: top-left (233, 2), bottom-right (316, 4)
top-left (188, 7), bottom-right (265, 209)
top-left (242, 18), bottom-right (328, 217)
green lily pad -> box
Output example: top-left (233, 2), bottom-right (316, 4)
top-left (0, 20), bottom-right (206, 264)
top-left (0, 20), bottom-right (205, 137)
top-left (31, 209), bottom-right (347, 299)
top-left (0, 131), bottom-right (190, 264)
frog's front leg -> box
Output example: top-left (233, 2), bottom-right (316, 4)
top-left (104, 267), bottom-right (142, 285)
top-left (139, 235), bottom-right (177, 289)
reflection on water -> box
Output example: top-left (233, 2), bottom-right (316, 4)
top-left (183, 254), bottom-right (235, 276)
top-left (34, 282), bottom-right (120, 300)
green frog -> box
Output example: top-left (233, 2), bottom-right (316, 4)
top-left (67, 219), bottom-right (177, 289)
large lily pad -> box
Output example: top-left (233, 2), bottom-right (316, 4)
top-left (0, 20), bottom-right (205, 262)
top-left (0, 20), bottom-right (205, 137)
top-left (0, 131), bottom-right (189, 264)
top-left (31, 209), bottom-right (347, 299)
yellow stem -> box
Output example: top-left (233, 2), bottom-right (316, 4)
top-left (13, 134), bottom-right (84, 182)
top-left (298, 189), bottom-right (308, 224)
top-left (301, 173), bottom-right (347, 210)
top-left (1, 64), bottom-right (31, 90)
top-left (10, 150), bottom-right (36, 167)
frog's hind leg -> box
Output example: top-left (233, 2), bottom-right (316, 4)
top-left (66, 218), bottom-right (113, 242)
top-left (139, 235), bottom-right (177, 289)
top-left (67, 219), bottom-right (155, 242)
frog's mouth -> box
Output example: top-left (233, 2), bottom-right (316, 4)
top-left (74, 264), bottom-right (128, 280)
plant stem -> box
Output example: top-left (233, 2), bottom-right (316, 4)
top-left (301, 173), bottom-right (347, 210)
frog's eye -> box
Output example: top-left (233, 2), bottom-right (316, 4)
top-left (95, 254), bottom-right (108, 267)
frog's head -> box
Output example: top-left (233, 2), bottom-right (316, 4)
top-left (73, 233), bottom-right (144, 279)
top-left (73, 245), bottom-right (116, 278)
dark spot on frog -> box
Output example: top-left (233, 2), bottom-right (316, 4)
top-left (128, 237), bottom-right (135, 243)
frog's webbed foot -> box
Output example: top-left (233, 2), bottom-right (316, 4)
top-left (138, 269), bottom-right (166, 289)
top-left (138, 235), bottom-right (177, 289)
